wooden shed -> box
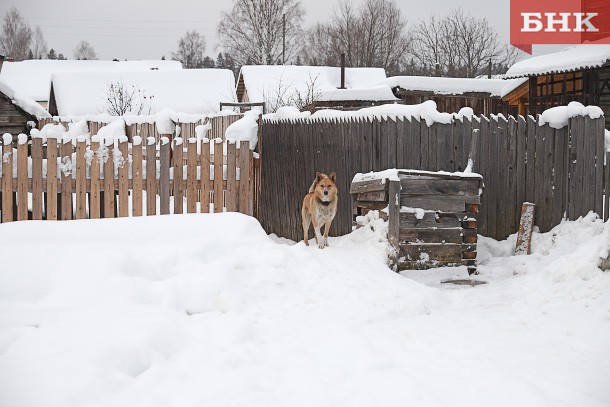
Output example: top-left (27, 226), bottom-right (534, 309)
top-left (351, 170), bottom-right (483, 275)
top-left (0, 80), bottom-right (48, 139)
top-left (503, 44), bottom-right (610, 128)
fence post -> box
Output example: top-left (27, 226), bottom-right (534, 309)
top-left (159, 137), bottom-right (170, 215)
top-left (75, 137), bottom-right (87, 219)
top-left (388, 180), bottom-right (401, 269)
top-left (17, 136), bottom-right (28, 221)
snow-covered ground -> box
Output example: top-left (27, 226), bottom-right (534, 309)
top-left (0, 212), bottom-right (609, 406)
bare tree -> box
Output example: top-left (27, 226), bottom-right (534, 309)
top-left (302, 0), bottom-right (411, 74)
top-left (0, 7), bottom-right (32, 61)
top-left (103, 81), bottom-right (154, 116)
top-left (74, 40), bottom-right (97, 60)
top-left (31, 26), bottom-right (48, 59)
top-left (171, 30), bottom-right (206, 68)
top-left (217, 0), bottom-right (305, 66)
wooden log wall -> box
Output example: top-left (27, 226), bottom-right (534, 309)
top-left (0, 135), bottom-right (257, 222)
top-left (260, 115), bottom-right (608, 242)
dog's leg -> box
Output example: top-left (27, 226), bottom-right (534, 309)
top-left (302, 209), bottom-right (311, 246)
top-left (314, 224), bottom-right (324, 249)
top-left (323, 220), bottom-right (332, 247)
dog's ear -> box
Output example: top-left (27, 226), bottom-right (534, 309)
top-left (329, 172), bottom-right (336, 182)
top-left (316, 172), bottom-right (323, 182)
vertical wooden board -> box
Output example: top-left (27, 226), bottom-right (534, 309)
top-left (1, 139), bottom-right (13, 222)
top-left (17, 141), bottom-right (28, 221)
top-left (515, 115), bottom-right (527, 225)
top-left (214, 140), bottom-right (223, 213)
top-left (573, 116), bottom-right (587, 219)
top-left (89, 140), bottom-right (101, 219)
top-left (593, 117), bottom-right (605, 218)
top-left (200, 140), bottom-right (210, 213)
top-left (487, 117), bottom-right (498, 239)
top-left (534, 116), bottom-right (546, 229)
top-left (429, 123), bottom-right (438, 172)
top-left (411, 117), bottom-right (422, 170)
top-left (506, 116), bottom-right (518, 236)
top-left (396, 117), bottom-right (404, 168)
top-left (132, 141), bottom-right (143, 217)
top-left (388, 118), bottom-right (398, 169)
top-left (542, 124), bottom-right (555, 232)
top-left (553, 126), bottom-right (568, 226)
top-left (226, 141), bottom-right (237, 212)
top-left (146, 140), bottom-right (157, 215)
top-left (476, 117), bottom-right (488, 236)
top-left (388, 180), bottom-right (400, 265)
top-left (159, 140), bottom-right (170, 215)
top-left (581, 116), bottom-right (594, 218)
top-left (238, 140), bottom-right (250, 214)
top-left (173, 140), bottom-right (183, 214)
top-left (31, 137), bottom-right (43, 220)
top-left (46, 138), bottom-right (58, 221)
top-left (103, 143), bottom-right (115, 219)
top-left (75, 139), bottom-right (87, 219)
top-left (118, 139), bottom-right (129, 217)
top-left (437, 122), bottom-right (452, 171)
top-left (453, 119), bottom-right (464, 171)
top-left (420, 120), bottom-right (429, 171)
top-left (515, 202), bottom-right (536, 255)
top-left (605, 152), bottom-right (610, 221)
top-left (525, 115), bottom-right (537, 205)
top-left (186, 139), bottom-right (197, 213)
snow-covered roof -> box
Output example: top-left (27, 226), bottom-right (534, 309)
top-left (383, 76), bottom-right (519, 97)
top-left (0, 79), bottom-right (50, 118)
top-left (317, 85), bottom-right (399, 102)
top-left (50, 69), bottom-right (237, 117)
top-left (500, 77), bottom-right (529, 99)
top-left (0, 59), bottom-right (183, 102)
top-left (238, 65), bottom-right (388, 104)
top-left (505, 43), bottom-right (610, 78)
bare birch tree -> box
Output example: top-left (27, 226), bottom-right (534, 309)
top-left (74, 40), bottom-right (97, 60)
top-left (31, 26), bottom-right (48, 59)
top-left (0, 7), bottom-right (32, 61)
top-left (171, 30), bottom-right (206, 68)
top-left (217, 0), bottom-right (305, 66)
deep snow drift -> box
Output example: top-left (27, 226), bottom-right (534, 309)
top-left (0, 213), bottom-right (609, 407)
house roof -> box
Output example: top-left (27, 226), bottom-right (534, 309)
top-left (383, 76), bottom-right (520, 97)
top-left (317, 85), bottom-right (399, 102)
top-left (0, 59), bottom-right (183, 102)
top-left (50, 69), bottom-right (237, 117)
top-left (0, 79), bottom-right (50, 118)
top-left (237, 65), bottom-right (388, 106)
top-left (505, 43), bottom-right (610, 78)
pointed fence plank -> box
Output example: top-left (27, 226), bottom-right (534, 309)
top-left (187, 138), bottom-right (197, 213)
top-left (159, 138), bottom-right (170, 215)
top-left (75, 138), bottom-right (87, 219)
top-left (46, 137), bottom-right (58, 221)
top-left (32, 137), bottom-right (43, 220)
top-left (213, 140), bottom-right (223, 213)
top-left (226, 141), bottom-right (237, 212)
top-left (118, 138), bottom-right (129, 217)
top-left (173, 139), bottom-right (184, 214)
top-left (60, 139), bottom-right (73, 220)
top-left (239, 141), bottom-right (250, 214)
top-left (200, 140), bottom-right (211, 213)
top-left (103, 141), bottom-right (115, 219)
top-left (132, 140), bottom-right (143, 216)
top-left (17, 139), bottom-right (28, 221)
top-left (89, 140), bottom-right (101, 219)
top-left (146, 138), bottom-right (157, 215)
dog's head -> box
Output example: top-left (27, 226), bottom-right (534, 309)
top-left (313, 172), bottom-right (337, 203)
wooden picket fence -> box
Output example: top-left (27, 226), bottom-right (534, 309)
top-left (0, 136), bottom-right (259, 222)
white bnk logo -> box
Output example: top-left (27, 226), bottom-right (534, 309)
top-left (521, 12), bottom-right (599, 32)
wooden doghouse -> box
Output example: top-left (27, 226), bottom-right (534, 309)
top-left (351, 170), bottom-right (483, 274)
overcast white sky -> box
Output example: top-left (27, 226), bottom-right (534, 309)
top-left (1, 0), bottom-right (556, 61)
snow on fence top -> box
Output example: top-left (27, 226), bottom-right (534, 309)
top-left (382, 76), bottom-right (520, 97)
top-left (0, 59), bottom-right (183, 102)
top-left (50, 69), bottom-right (237, 117)
top-left (352, 168), bottom-right (483, 184)
top-left (0, 79), bottom-right (50, 119)
top-left (539, 101), bottom-right (604, 129)
top-left (505, 43), bottom-right (610, 78)
top-left (263, 100), bottom-right (473, 126)
top-left (238, 65), bottom-right (387, 106)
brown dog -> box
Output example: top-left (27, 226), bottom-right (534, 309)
top-left (302, 172), bottom-right (338, 248)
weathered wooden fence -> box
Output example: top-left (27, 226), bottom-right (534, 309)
top-left (0, 135), bottom-right (258, 222)
top-left (259, 114), bottom-right (609, 242)
top-left (37, 114), bottom-right (243, 143)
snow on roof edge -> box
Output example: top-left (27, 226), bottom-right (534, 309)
top-left (0, 79), bottom-right (51, 119)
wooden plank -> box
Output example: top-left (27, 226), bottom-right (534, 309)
top-left (238, 141), bottom-right (250, 214)
top-left (487, 117), bottom-right (498, 239)
top-left (200, 140), bottom-right (210, 213)
top-left (173, 139), bottom-right (184, 214)
top-left (400, 178), bottom-right (480, 196)
top-left (349, 178), bottom-right (387, 194)
top-left (525, 115), bottom-right (537, 205)
top-left (534, 116), bottom-right (546, 229)
top-left (605, 152), bottom-right (610, 222)
top-left (420, 119), bottom-right (430, 171)
top-left (476, 116), bottom-right (489, 236)
top-left (186, 138), bottom-right (197, 213)
top-left (103, 141), bottom-right (114, 219)
top-left (17, 139), bottom-right (28, 221)
top-left (118, 138), bottom-right (129, 217)
top-left (429, 123), bottom-right (438, 171)
top-left (75, 138), bottom-right (87, 219)
top-left (582, 116), bottom-right (595, 218)
top-left (506, 116), bottom-right (518, 235)
top-left (46, 137), bottom-right (58, 221)
top-left (399, 211), bottom-right (462, 229)
top-left (89, 139), bottom-right (100, 219)
top-left (60, 140), bottom-right (73, 220)
top-left (213, 140), bottom-right (223, 213)
top-left (32, 137), bottom-right (43, 220)
top-left (542, 123), bottom-right (554, 232)
top-left (146, 138), bottom-right (156, 215)
top-left (437, 122), bottom-right (452, 171)
top-left (496, 115), bottom-right (509, 238)
top-left (356, 190), bottom-right (387, 202)
top-left (387, 180), bottom-right (400, 264)
top-left (553, 126), bottom-right (568, 225)
top-left (593, 117), bottom-right (605, 219)
top-left (159, 138), bottom-right (170, 215)
top-left (515, 116), bottom-right (527, 227)
top-left (226, 141), bottom-right (237, 212)
top-left (401, 195), bottom-right (475, 212)
top-left (399, 243), bottom-right (472, 263)
top-left (515, 202), bottom-right (536, 255)
top-left (132, 140), bottom-right (143, 216)
top-left (400, 228), bottom-right (463, 244)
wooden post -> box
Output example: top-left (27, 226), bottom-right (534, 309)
top-left (515, 202), bottom-right (536, 255)
top-left (465, 128), bottom-right (479, 173)
top-left (238, 141), bottom-right (249, 214)
top-left (213, 140), bottom-right (223, 213)
top-left (187, 138), bottom-right (197, 213)
top-left (146, 138), bottom-right (157, 215)
top-left (32, 137), bottom-right (43, 220)
top-left (159, 137), bottom-right (170, 215)
top-left (17, 137), bottom-right (28, 221)
top-left (75, 138), bottom-right (87, 219)
top-left (200, 139), bottom-right (210, 213)
top-left (132, 138), bottom-right (143, 217)
top-left (387, 180), bottom-right (400, 270)
top-left (173, 138), bottom-right (183, 214)
top-left (103, 140), bottom-right (114, 219)
top-left (226, 141), bottom-right (237, 212)
top-left (118, 138), bottom-right (129, 217)
top-left (89, 139), bottom-right (101, 219)
top-left (46, 137), bottom-right (58, 221)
